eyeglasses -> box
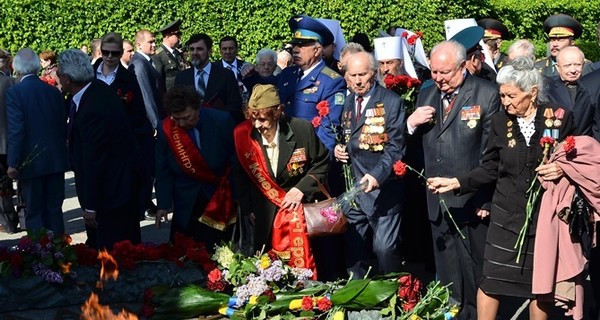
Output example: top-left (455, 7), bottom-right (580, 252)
top-left (101, 49), bottom-right (122, 57)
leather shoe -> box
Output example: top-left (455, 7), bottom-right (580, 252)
top-left (144, 209), bottom-right (157, 221)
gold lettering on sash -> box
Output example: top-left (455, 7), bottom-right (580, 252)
top-left (172, 131), bottom-right (196, 173)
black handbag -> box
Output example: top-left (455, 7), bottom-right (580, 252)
top-left (565, 188), bottom-right (592, 259)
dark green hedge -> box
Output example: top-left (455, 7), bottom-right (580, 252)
top-left (1, 0), bottom-right (599, 61)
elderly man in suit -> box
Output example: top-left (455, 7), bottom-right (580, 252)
top-left (333, 51), bottom-right (406, 278)
top-left (406, 40), bottom-right (500, 319)
top-left (154, 86), bottom-right (237, 251)
top-left (6, 48), bottom-right (68, 235)
top-left (130, 29), bottom-right (166, 130)
top-left (547, 46), bottom-right (595, 137)
top-left (153, 20), bottom-right (186, 90)
top-left (58, 49), bottom-right (141, 250)
top-left (174, 33), bottom-right (243, 123)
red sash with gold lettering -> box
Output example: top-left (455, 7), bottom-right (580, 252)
top-left (162, 118), bottom-right (235, 231)
top-left (234, 120), bottom-right (316, 277)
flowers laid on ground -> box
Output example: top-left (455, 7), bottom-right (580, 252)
top-left (0, 231), bottom-right (214, 283)
top-left (394, 160), bottom-right (465, 239)
top-left (147, 243), bottom-right (457, 319)
top-left (383, 74), bottom-right (421, 115)
top-left (515, 135), bottom-right (576, 262)
top-left (311, 100), bottom-right (354, 193)
top-left (0, 229), bottom-right (76, 283)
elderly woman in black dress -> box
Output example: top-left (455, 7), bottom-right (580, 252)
top-left (427, 57), bottom-right (576, 319)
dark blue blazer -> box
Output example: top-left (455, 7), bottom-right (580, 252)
top-left (129, 53), bottom-right (165, 128)
top-left (413, 73), bottom-right (500, 222)
top-left (155, 107), bottom-right (236, 229)
top-left (344, 84), bottom-right (406, 216)
top-left (6, 76), bottom-right (68, 179)
top-left (546, 76), bottom-right (594, 137)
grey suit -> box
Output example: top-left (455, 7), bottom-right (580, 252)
top-left (412, 73), bottom-right (500, 319)
top-left (343, 84), bottom-right (406, 278)
top-left (130, 53), bottom-right (165, 129)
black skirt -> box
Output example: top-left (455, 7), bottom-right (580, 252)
top-left (480, 219), bottom-right (535, 298)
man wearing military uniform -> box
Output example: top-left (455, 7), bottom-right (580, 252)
top-left (276, 15), bottom-right (346, 152)
top-left (535, 14), bottom-right (594, 77)
top-left (478, 18), bottom-right (510, 70)
top-left (153, 20), bottom-right (187, 90)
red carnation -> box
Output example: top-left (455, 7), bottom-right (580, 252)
top-left (208, 268), bottom-right (222, 283)
top-left (267, 250), bottom-right (279, 261)
top-left (401, 31), bottom-right (409, 38)
top-left (384, 74), bottom-right (396, 88)
top-left (318, 106), bottom-right (330, 117)
top-left (125, 91), bottom-right (134, 104)
top-left (207, 279), bottom-right (227, 292)
top-left (301, 296), bottom-right (314, 311)
top-left (316, 100), bottom-right (330, 117)
top-left (563, 136), bottom-right (576, 155)
top-left (263, 289), bottom-right (276, 302)
top-left (393, 160), bottom-right (407, 177)
top-left (539, 136), bottom-right (555, 148)
top-left (394, 75), bottom-right (409, 87)
top-left (311, 116), bottom-right (322, 128)
top-left (398, 274), bottom-right (422, 312)
top-left (407, 35), bottom-right (418, 46)
top-left (317, 296), bottom-right (332, 311)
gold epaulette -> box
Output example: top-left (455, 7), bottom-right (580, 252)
top-left (320, 67), bottom-right (341, 79)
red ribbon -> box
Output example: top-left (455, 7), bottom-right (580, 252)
top-left (234, 120), bottom-right (317, 278)
top-left (162, 118), bottom-right (235, 231)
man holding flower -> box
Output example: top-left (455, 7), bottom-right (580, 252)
top-left (333, 51), bottom-right (405, 278)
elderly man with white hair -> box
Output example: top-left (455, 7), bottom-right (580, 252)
top-left (6, 48), bottom-right (68, 234)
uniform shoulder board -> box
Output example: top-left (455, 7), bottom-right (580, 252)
top-left (321, 67), bottom-right (341, 79)
top-left (155, 46), bottom-right (164, 54)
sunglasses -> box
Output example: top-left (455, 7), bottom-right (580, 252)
top-left (101, 49), bottom-right (122, 57)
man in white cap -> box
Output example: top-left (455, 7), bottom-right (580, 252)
top-left (374, 36), bottom-right (404, 80)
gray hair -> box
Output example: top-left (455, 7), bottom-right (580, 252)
top-left (58, 49), bottom-right (94, 84)
top-left (430, 40), bottom-right (466, 67)
top-left (347, 51), bottom-right (378, 73)
top-left (12, 48), bottom-right (41, 75)
top-left (507, 39), bottom-right (536, 61)
top-left (497, 56), bottom-right (546, 102)
top-left (340, 42), bottom-right (365, 59)
top-left (255, 48), bottom-right (277, 64)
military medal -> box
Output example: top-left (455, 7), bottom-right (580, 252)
top-left (545, 119), bottom-right (554, 127)
top-left (287, 148), bottom-right (307, 176)
top-left (467, 119), bottom-right (477, 129)
top-left (553, 119), bottom-right (562, 127)
top-left (508, 139), bottom-right (516, 148)
top-left (359, 103), bottom-right (388, 151)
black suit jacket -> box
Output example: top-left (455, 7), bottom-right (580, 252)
top-left (458, 105), bottom-right (576, 234)
top-left (413, 73), bottom-right (500, 222)
top-left (71, 80), bottom-right (141, 211)
top-left (546, 76), bottom-right (594, 137)
top-left (579, 70), bottom-right (600, 142)
top-left (174, 62), bottom-right (243, 123)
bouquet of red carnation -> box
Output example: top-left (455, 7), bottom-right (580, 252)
top-left (383, 74), bottom-right (421, 115)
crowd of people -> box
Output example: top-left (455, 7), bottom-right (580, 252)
top-left (0, 11), bottom-right (599, 320)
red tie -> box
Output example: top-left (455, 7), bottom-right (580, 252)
top-left (356, 96), bottom-right (364, 121)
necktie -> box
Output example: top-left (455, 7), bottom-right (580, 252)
top-left (196, 69), bottom-right (206, 99)
top-left (297, 69), bottom-right (304, 83)
top-left (266, 141), bottom-right (278, 177)
top-left (356, 96), bottom-right (364, 121)
top-left (227, 64), bottom-right (240, 81)
top-left (67, 100), bottom-right (77, 145)
top-left (442, 93), bottom-right (456, 123)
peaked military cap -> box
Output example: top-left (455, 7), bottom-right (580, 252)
top-left (543, 14), bottom-right (582, 39)
top-left (158, 20), bottom-right (182, 35)
top-left (477, 18), bottom-right (510, 40)
top-left (289, 15), bottom-right (334, 46)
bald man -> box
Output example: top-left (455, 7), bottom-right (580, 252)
top-left (547, 46), bottom-right (595, 136)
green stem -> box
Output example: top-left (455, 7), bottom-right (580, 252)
top-left (406, 165), bottom-right (465, 239)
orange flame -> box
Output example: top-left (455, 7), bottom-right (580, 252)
top-left (98, 248), bottom-right (119, 283)
top-left (80, 249), bottom-right (138, 319)
top-left (81, 292), bottom-right (138, 320)
top-left (60, 261), bottom-right (72, 274)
